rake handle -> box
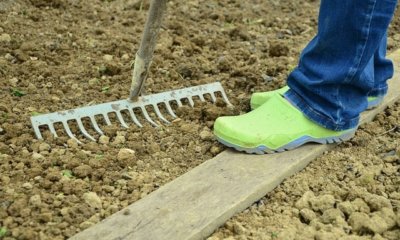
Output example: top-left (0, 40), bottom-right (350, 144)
top-left (129, 0), bottom-right (168, 101)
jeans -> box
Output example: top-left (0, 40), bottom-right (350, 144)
top-left (284, 0), bottom-right (398, 131)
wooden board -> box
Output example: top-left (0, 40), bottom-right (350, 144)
top-left (70, 50), bottom-right (400, 240)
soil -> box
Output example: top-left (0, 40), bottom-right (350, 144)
top-left (0, 0), bottom-right (399, 239)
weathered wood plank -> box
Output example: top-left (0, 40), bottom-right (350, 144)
top-left (70, 50), bottom-right (400, 240)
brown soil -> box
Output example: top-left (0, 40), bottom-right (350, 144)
top-left (0, 0), bottom-right (399, 239)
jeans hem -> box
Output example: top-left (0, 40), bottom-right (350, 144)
top-left (284, 90), bottom-right (359, 131)
top-left (367, 85), bottom-right (388, 97)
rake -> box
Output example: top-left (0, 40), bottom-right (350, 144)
top-left (30, 0), bottom-right (231, 143)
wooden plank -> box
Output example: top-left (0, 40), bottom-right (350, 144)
top-left (70, 50), bottom-right (400, 240)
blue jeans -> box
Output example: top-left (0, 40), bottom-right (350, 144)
top-left (285, 0), bottom-right (398, 131)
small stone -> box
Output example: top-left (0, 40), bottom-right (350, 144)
top-left (5, 53), bottom-right (14, 61)
top-left (321, 208), bottom-right (344, 224)
top-left (210, 145), bottom-right (222, 155)
top-left (199, 130), bottom-right (213, 141)
top-left (113, 135), bottom-right (126, 145)
top-left (88, 213), bottom-right (100, 223)
top-left (67, 139), bottom-right (79, 148)
top-left (38, 143), bottom-right (51, 152)
top-left (38, 212), bottom-right (53, 223)
top-left (29, 195), bottom-right (42, 207)
top-left (22, 182), bottom-right (33, 190)
top-left (295, 191), bottom-right (315, 209)
top-left (28, 83), bottom-right (37, 91)
top-left (194, 146), bottom-right (202, 153)
top-left (364, 194), bottom-right (392, 211)
top-left (337, 201), bottom-right (355, 217)
top-left (99, 135), bottom-right (110, 144)
top-left (103, 54), bottom-right (113, 61)
top-left (83, 192), bottom-right (102, 209)
top-left (121, 53), bottom-right (130, 61)
top-left (80, 221), bottom-right (95, 230)
top-left (232, 222), bottom-right (246, 234)
top-left (88, 78), bottom-right (98, 86)
top-left (123, 209), bottom-right (130, 215)
top-left (34, 176), bottom-right (42, 182)
top-left (310, 194), bottom-right (335, 212)
top-left (383, 155), bottom-right (398, 163)
top-left (0, 33), bottom-right (11, 43)
top-left (51, 96), bottom-right (60, 102)
top-left (299, 208), bottom-right (316, 223)
top-left (9, 77), bottom-right (18, 86)
top-left (348, 212), bottom-right (370, 232)
top-left (73, 165), bottom-right (93, 178)
top-left (172, 118), bottom-right (181, 123)
top-left (117, 148), bottom-right (136, 161)
top-left (32, 152), bottom-right (44, 160)
top-left (60, 207), bottom-right (69, 216)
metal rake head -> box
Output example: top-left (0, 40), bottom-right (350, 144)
top-left (31, 82), bottom-right (231, 143)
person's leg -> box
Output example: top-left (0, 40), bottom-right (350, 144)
top-left (369, 33), bottom-right (394, 98)
top-left (213, 0), bottom-right (398, 154)
top-left (285, 0), bottom-right (398, 131)
top-left (250, 35), bottom-right (393, 110)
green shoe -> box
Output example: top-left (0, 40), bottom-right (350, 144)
top-left (250, 86), bottom-right (383, 110)
top-left (214, 93), bottom-right (356, 154)
top-left (250, 86), bottom-right (289, 109)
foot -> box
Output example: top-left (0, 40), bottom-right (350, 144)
top-left (214, 93), bottom-right (357, 154)
top-left (250, 86), bottom-right (384, 110)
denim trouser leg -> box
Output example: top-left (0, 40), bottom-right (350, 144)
top-left (284, 0), bottom-right (398, 131)
top-left (367, 33), bottom-right (395, 97)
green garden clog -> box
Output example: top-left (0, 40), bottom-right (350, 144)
top-left (250, 86), bottom-right (383, 110)
top-left (214, 93), bottom-right (356, 154)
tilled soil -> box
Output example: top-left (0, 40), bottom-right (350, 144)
top-left (0, 0), bottom-right (399, 239)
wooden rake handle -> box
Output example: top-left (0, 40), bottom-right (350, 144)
top-left (129, 0), bottom-right (167, 101)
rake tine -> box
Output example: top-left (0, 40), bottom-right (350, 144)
top-left (62, 121), bottom-right (82, 144)
top-left (116, 111), bottom-right (129, 128)
top-left (33, 126), bottom-right (43, 140)
top-left (140, 107), bottom-right (159, 127)
top-left (176, 99), bottom-right (183, 107)
top-left (187, 97), bottom-right (195, 107)
top-left (198, 94), bottom-right (205, 102)
top-left (164, 102), bottom-right (177, 118)
top-left (76, 119), bottom-right (96, 141)
top-left (220, 91), bottom-right (232, 106)
top-left (90, 116), bottom-right (104, 135)
top-left (210, 93), bottom-right (217, 103)
top-left (103, 114), bottom-right (112, 125)
top-left (152, 104), bottom-right (170, 124)
top-left (128, 108), bottom-right (143, 127)
top-left (48, 124), bottom-right (58, 138)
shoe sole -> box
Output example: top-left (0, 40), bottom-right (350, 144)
top-left (366, 96), bottom-right (384, 110)
top-left (216, 130), bottom-right (356, 155)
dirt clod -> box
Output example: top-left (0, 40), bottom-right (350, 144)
top-left (117, 148), bottom-right (136, 161)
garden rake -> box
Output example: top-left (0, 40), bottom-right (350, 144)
top-left (31, 0), bottom-right (231, 143)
